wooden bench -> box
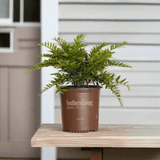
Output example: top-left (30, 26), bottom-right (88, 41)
top-left (31, 124), bottom-right (160, 160)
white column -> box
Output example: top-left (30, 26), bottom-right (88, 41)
top-left (41, 0), bottom-right (58, 160)
top-left (20, 0), bottom-right (24, 24)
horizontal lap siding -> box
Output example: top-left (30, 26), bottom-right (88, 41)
top-left (57, 1), bottom-right (160, 124)
top-left (58, 34), bottom-right (160, 45)
top-left (59, 21), bottom-right (160, 33)
top-left (59, 5), bottom-right (160, 19)
top-left (59, 0), bottom-right (160, 3)
top-left (57, 1), bottom-right (160, 160)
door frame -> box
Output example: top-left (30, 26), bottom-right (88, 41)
top-left (41, 0), bottom-right (58, 160)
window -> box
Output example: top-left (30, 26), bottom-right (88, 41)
top-left (0, 33), bottom-right (10, 47)
top-left (0, 0), bottom-right (12, 23)
top-left (13, 0), bottom-right (20, 22)
top-left (0, 0), bottom-right (9, 18)
top-left (0, 0), bottom-right (40, 25)
top-left (24, 0), bottom-right (40, 22)
top-left (0, 0), bottom-right (40, 52)
top-left (0, 28), bottom-right (14, 53)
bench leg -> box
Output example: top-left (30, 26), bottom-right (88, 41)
top-left (81, 147), bottom-right (103, 160)
top-left (91, 148), bottom-right (103, 160)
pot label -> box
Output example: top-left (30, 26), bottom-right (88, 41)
top-left (66, 99), bottom-right (93, 109)
top-left (76, 118), bottom-right (85, 121)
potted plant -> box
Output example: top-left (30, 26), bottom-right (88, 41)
top-left (26, 34), bottom-right (132, 133)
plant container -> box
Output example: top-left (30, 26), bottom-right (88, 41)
top-left (60, 86), bottom-right (101, 133)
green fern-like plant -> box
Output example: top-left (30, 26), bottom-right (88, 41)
top-left (26, 34), bottom-right (132, 107)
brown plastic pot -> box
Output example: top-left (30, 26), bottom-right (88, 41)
top-left (60, 86), bottom-right (101, 133)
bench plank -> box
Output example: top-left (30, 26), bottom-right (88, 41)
top-left (31, 124), bottom-right (160, 148)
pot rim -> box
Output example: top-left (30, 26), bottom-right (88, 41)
top-left (62, 85), bottom-right (102, 90)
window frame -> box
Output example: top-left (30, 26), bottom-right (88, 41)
top-left (0, 28), bottom-right (15, 53)
top-left (0, 0), bottom-right (13, 24)
top-left (0, 0), bottom-right (40, 26)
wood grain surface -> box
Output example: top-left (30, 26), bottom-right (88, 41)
top-left (31, 124), bottom-right (160, 148)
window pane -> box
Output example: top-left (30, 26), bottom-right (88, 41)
top-left (24, 0), bottom-right (40, 22)
top-left (0, 0), bottom-right (9, 18)
top-left (0, 33), bottom-right (10, 48)
top-left (13, 0), bottom-right (20, 22)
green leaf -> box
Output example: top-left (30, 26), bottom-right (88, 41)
top-left (116, 75), bottom-right (120, 83)
top-left (26, 34), bottom-right (131, 107)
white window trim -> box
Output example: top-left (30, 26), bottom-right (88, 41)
top-left (4, 23), bottom-right (41, 27)
top-left (0, 28), bottom-right (15, 53)
top-left (0, 0), bottom-right (13, 24)
top-left (10, 0), bottom-right (13, 23)
top-left (20, 0), bottom-right (24, 23)
top-left (0, 0), bottom-right (40, 26)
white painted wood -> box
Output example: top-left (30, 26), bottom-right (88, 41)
top-left (0, 28), bottom-right (15, 53)
top-left (41, 0), bottom-right (58, 127)
top-left (55, 108), bottom-right (160, 124)
top-left (20, 0), bottom-right (24, 24)
top-left (59, 0), bottom-right (160, 3)
top-left (1, 23), bottom-right (41, 27)
top-left (57, 1), bottom-right (160, 114)
top-left (59, 21), bottom-right (160, 33)
top-left (100, 86), bottom-right (160, 96)
top-left (107, 72), bottom-right (160, 85)
top-left (98, 97), bottom-right (160, 108)
top-left (88, 45), bottom-right (160, 61)
top-left (41, 0), bottom-right (58, 160)
top-left (57, 34), bottom-right (160, 60)
top-left (56, 0), bottom-right (160, 158)
top-left (107, 62), bottom-right (160, 71)
top-left (10, 28), bottom-right (15, 52)
top-left (99, 109), bottom-right (160, 124)
top-left (9, 0), bottom-right (13, 23)
top-left (59, 34), bottom-right (160, 44)
top-left (59, 5), bottom-right (160, 19)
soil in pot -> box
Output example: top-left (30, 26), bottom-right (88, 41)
top-left (60, 86), bottom-right (101, 133)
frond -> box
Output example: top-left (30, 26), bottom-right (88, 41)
top-left (108, 85), bottom-right (123, 107)
top-left (91, 43), bottom-right (110, 54)
top-left (38, 82), bottom-right (54, 95)
top-left (38, 53), bottom-right (54, 58)
top-left (110, 41), bottom-right (128, 51)
top-left (25, 59), bottom-right (56, 72)
top-left (107, 59), bottom-right (132, 68)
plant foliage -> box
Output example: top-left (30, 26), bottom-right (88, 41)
top-left (26, 34), bottom-right (132, 107)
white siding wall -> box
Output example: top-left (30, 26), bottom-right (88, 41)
top-left (56, 1), bottom-right (160, 159)
top-left (56, 0), bottom-right (160, 124)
